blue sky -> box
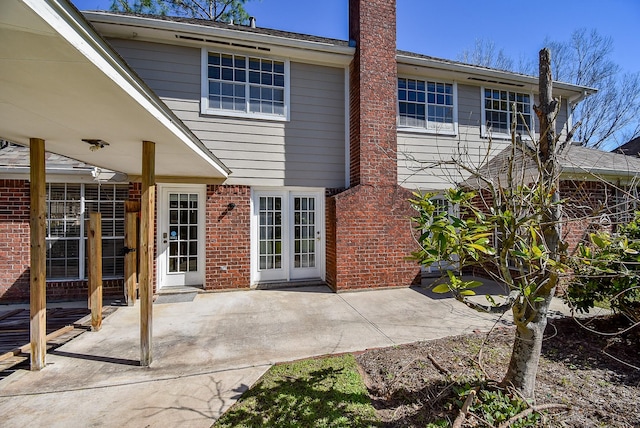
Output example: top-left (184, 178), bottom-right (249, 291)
top-left (74, 0), bottom-right (640, 76)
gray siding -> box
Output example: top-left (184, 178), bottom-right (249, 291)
top-left (398, 83), bottom-right (571, 192)
top-left (108, 39), bottom-right (346, 187)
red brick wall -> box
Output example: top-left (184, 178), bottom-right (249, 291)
top-left (0, 179), bottom-right (31, 301)
top-left (348, 0), bottom-right (398, 187)
top-left (330, 185), bottom-right (421, 290)
top-left (205, 185), bottom-right (251, 290)
top-left (464, 180), bottom-right (617, 282)
top-left (0, 180), bottom-right (136, 303)
top-left (561, 180), bottom-right (614, 255)
top-left (326, 0), bottom-right (421, 291)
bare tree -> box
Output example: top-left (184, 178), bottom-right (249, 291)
top-left (412, 48), bottom-right (640, 398)
top-left (110, 0), bottom-right (253, 23)
top-left (544, 29), bottom-right (640, 148)
top-left (459, 29), bottom-right (640, 149)
top-left (458, 38), bottom-right (515, 72)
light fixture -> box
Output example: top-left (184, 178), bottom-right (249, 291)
top-left (82, 139), bottom-right (109, 152)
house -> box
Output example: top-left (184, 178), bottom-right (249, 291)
top-left (462, 142), bottom-right (640, 263)
top-left (0, 0), bottom-right (594, 303)
top-left (614, 136), bottom-right (640, 157)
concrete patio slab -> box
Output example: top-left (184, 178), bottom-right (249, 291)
top-left (0, 282), bottom-right (569, 427)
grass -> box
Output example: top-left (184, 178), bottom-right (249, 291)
top-left (213, 354), bottom-right (380, 428)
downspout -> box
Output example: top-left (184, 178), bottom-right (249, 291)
top-left (566, 90), bottom-right (591, 143)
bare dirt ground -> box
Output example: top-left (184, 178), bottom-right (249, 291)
top-left (356, 314), bottom-right (640, 427)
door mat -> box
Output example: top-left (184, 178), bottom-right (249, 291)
top-left (154, 292), bottom-right (197, 304)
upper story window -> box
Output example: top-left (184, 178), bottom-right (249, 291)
top-left (201, 50), bottom-right (290, 120)
top-left (398, 78), bottom-right (457, 134)
top-left (482, 88), bottom-right (533, 138)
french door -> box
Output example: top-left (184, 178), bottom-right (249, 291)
top-left (252, 189), bottom-right (324, 284)
top-left (157, 185), bottom-right (205, 288)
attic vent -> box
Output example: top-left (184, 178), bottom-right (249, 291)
top-left (175, 34), bottom-right (270, 51)
top-left (467, 77), bottom-right (525, 88)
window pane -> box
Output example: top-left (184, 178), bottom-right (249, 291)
top-left (207, 52), bottom-right (285, 116)
top-left (208, 53), bottom-right (220, 65)
top-left (221, 54), bottom-right (233, 67)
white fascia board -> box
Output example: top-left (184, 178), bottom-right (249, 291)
top-left (84, 12), bottom-right (355, 66)
top-left (397, 54), bottom-right (597, 98)
top-left (25, 0), bottom-right (230, 178)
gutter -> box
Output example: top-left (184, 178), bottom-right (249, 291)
top-left (397, 53), bottom-right (597, 96)
top-left (84, 12), bottom-right (355, 59)
top-left (568, 90), bottom-right (592, 105)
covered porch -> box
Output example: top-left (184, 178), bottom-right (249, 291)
top-left (0, 0), bottom-right (230, 369)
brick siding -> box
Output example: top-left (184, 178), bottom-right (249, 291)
top-left (204, 185), bottom-right (251, 290)
top-left (0, 179), bottom-right (31, 301)
top-left (0, 180), bottom-right (141, 302)
top-left (326, 0), bottom-right (421, 291)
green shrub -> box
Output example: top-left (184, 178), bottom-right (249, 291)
top-left (568, 212), bottom-right (640, 317)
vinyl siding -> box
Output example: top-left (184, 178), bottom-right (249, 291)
top-left (398, 83), bottom-right (572, 192)
top-left (108, 39), bottom-right (346, 187)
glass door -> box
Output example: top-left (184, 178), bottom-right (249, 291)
top-left (158, 185), bottom-right (205, 288)
top-left (252, 190), bottom-right (323, 284)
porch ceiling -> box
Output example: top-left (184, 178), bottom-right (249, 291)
top-left (0, 0), bottom-right (230, 181)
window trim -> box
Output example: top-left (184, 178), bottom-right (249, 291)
top-left (200, 48), bottom-right (291, 121)
top-left (397, 76), bottom-right (458, 136)
top-left (480, 86), bottom-right (535, 140)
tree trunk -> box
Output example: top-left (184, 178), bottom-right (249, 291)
top-left (501, 293), bottom-right (554, 399)
top-left (501, 48), bottom-right (561, 400)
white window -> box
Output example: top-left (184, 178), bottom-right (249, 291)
top-left (201, 50), bottom-right (290, 120)
top-left (482, 88), bottom-right (533, 138)
top-left (46, 183), bottom-right (128, 280)
top-left (398, 78), bottom-right (457, 134)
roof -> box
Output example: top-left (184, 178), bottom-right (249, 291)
top-left (462, 143), bottom-right (640, 189)
top-left (397, 51), bottom-right (595, 99)
top-left (0, 0), bottom-right (230, 181)
top-left (94, 11), bottom-right (351, 47)
top-left (85, 11), bottom-right (355, 66)
top-left (86, 11), bottom-right (596, 99)
top-left (613, 136), bottom-right (640, 157)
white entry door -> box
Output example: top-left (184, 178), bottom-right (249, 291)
top-left (252, 189), bottom-right (324, 284)
top-left (157, 185), bottom-right (205, 288)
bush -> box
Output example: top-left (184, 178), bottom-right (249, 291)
top-left (568, 212), bottom-right (640, 319)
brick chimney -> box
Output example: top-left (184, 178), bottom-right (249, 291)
top-left (325, 0), bottom-right (421, 291)
top-left (348, 0), bottom-right (398, 186)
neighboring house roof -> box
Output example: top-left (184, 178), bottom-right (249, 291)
top-left (0, 143), bottom-right (127, 182)
top-left (462, 143), bottom-right (640, 189)
top-left (613, 136), bottom-right (640, 157)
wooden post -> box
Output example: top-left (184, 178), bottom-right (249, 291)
top-left (124, 209), bottom-right (138, 306)
top-left (140, 141), bottom-right (155, 366)
top-left (87, 212), bottom-right (103, 331)
top-left (29, 138), bottom-right (46, 371)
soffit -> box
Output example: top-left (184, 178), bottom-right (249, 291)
top-left (0, 0), bottom-right (229, 181)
